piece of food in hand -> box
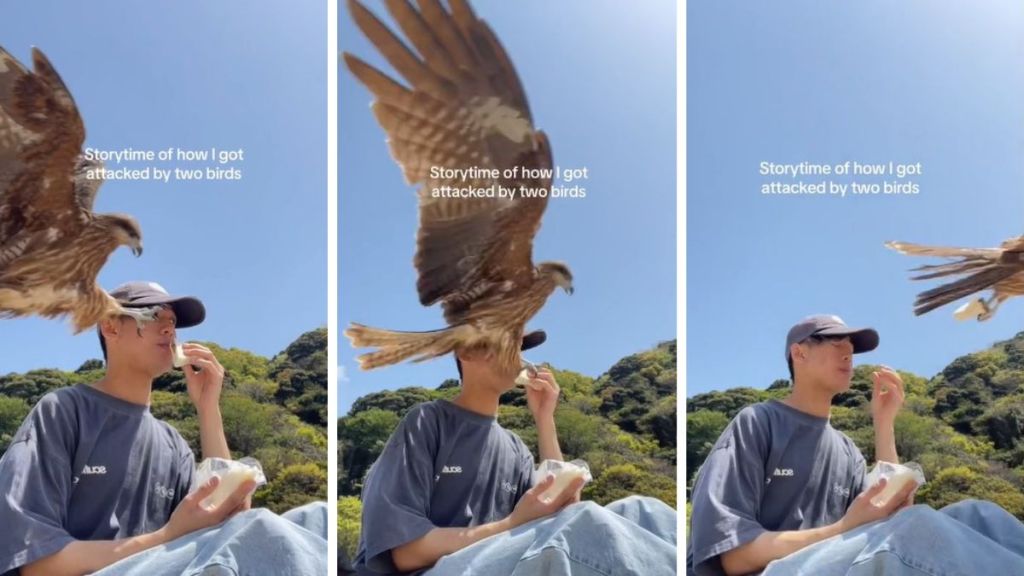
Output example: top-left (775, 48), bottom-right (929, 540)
top-left (172, 342), bottom-right (188, 368)
top-left (870, 469), bottom-right (918, 507)
top-left (201, 467), bottom-right (258, 510)
top-left (540, 467), bottom-right (587, 502)
top-left (515, 368), bottom-right (531, 387)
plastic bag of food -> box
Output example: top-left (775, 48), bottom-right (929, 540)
top-left (533, 459), bottom-right (592, 502)
top-left (191, 457), bottom-right (267, 510)
top-left (864, 460), bottom-right (926, 507)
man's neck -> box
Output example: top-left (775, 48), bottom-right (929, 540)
top-left (91, 364), bottom-right (154, 407)
top-left (452, 378), bottom-right (501, 417)
top-left (783, 379), bottom-right (833, 419)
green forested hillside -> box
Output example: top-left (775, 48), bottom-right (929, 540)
top-left (687, 331), bottom-right (1024, 518)
top-left (0, 328), bottom-right (328, 514)
top-left (338, 340), bottom-right (678, 567)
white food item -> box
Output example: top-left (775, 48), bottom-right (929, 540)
top-left (172, 342), bottom-right (188, 368)
top-left (515, 369), bottom-right (531, 387)
top-left (954, 299), bottom-right (986, 321)
top-left (870, 470), bottom-right (917, 507)
top-left (540, 467), bottom-right (587, 501)
top-left (201, 467), bottom-right (258, 509)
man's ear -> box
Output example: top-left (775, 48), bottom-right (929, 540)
top-left (98, 317), bottom-right (122, 341)
top-left (790, 343), bottom-right (804, 361)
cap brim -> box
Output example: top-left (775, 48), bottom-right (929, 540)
top-left (521, 330), bottom-right (547, 351)
top-left (124, 296), bottom-right (206, 329)
top-left (814, 326), bottom-right (879, 354)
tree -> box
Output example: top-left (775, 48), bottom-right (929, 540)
top-left (585, 463), bottom-right (677, 508)
top-left (917, 467), bottom-right (1024, 519)
top-left (339, 409), bottom-right (400, 495)
top-left (0, 396), bottom-right (30, 452)
top-left (686, 410), bottom-right (729, 482)
top-left (338, 496), bottom-right (362, 572)
top-left (255, 462), bottom-right (326, 514)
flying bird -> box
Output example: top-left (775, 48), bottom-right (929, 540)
top-left (886, 238), bottom-right (1024, 321)
top-left (0, 46), bottom-right (154, 332)
top-left (342, 0), bottom-right (574, 377)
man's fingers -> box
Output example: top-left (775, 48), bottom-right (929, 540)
top-left (533, 473), bottom-right (555, 494)
top-left (880, 480), bottom-right (918, 514)
top-left (186, 358), bottom-right (217, 370)
top-left (183, 346), bottom-right (224, 370)
top-left (216, 479), bottom-right (257, 519)
top-left (554, 476), bottom-right (586, 508)
top-left (192, 475), bottom-right (221, 502)
top-left (865, 478), bottom-right (888, 498)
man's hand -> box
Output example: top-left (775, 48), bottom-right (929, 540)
top-left (871, 366), bottom-right (905, 427)
top-left (839, 477), bottom-right (916, 533)
top-left (181, 343), bottom-right (226, 413)
top-left (508, 473), bottom-right (585, 528)
top-left (525, 368), bottom-right (560, 423)
top-left (161, 475), bottom-right (256, 542)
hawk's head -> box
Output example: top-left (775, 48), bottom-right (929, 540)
top-left (538, 261), bottom-right (574, 295)
top-left (97, 213), bottom-right (143, 257)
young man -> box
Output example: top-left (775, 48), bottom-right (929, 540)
top-left (0, 281), bottom-right (327, 576)
top-left (355, 330), bottom-right (678, 576)
top-left (688, 314), bottom-right (1024, 575)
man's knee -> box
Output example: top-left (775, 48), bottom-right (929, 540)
top-left (605, 495), bottom-right (673, 515)
top-left (886, 504), bottom-right (945, 531)
top-left (941, 498), bottom-right (1002, 516)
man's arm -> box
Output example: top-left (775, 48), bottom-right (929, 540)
top-left (181, 343), bottom-right (231, 459)
top-left (871, 368), bottom-right (905, 464)
top-left (391, 474), bottom-right (585, 572)
top-left (719, 478), bottom-right (915, 576)
top-left (527, 369), bottom-right (563, 462)
top-left (21, 530), bottom-right (172, 576)
top-left (20, 476), bottom-right (253, 576)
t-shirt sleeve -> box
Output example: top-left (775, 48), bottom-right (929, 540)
top-left (359, 404), bottom-right (440, 573)
top-left (0, 393), bottom-right (77, 574)
top-left (173, 443), bottom-right (196, 510)
top-left (689, 407), bottom-right (769, 576)
top-left (848, 448), bottom-right (868, 509)
top-left (516, 439), bottom-right (536, 500)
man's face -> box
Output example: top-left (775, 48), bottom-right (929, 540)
top-left (107, 305), bottom-right (178, 376)
top-left (795, 335), bottom-right (854, 393)
top-left (458, 348), bottom-right (518, 393)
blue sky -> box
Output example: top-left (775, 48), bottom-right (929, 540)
top-left (1, 1), bottom-right (326, 373)
top-left (339, 1), bottom-right (677, 414)
top-left (689, 1), bottom-right (1024, 396)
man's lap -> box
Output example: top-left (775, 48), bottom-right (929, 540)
top-left (93, 502), bottom-right (328, 576)
top-left (763, 500), bottom-right (1024, 576)
top-left (426, 496), bottom-right (677, 576)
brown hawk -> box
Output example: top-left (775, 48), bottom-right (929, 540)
top-left (0, 46), bottom-right (154, 333)
top-left (886, 238), bottom-right (1024, 321)
top-left (342, 0), bottom-right (574, 377)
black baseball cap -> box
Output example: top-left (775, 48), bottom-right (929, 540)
top-left (785, 314), bottom-right (878, 361)
top-left (109, 281), bottom-right (206, 329)
top-left (521, 330), bottom-right (546, 351)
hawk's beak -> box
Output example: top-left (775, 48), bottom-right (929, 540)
top-left (131, 243), bottom-right (143, 257)
top-left (564, 285), bottom-right (574, 295)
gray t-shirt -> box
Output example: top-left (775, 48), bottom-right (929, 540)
top-left (687, 400), bottom-right (867, 576)
top-left (354, 399), bottom-right (536, 575)
top-left (0, 384), bottom-right (195, 575)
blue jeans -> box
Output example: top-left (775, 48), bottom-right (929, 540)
top-left (94, 502), bottom-right (328, 575)
top-left (426, 496), bottom-right (677, 576)
top-left (764, 500), bottom-right (1024, 575)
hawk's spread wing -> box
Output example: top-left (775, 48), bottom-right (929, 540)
top-left (0, 47), bottom-right (93, 257)
top-left (344, 0), bottom-right (552, 319)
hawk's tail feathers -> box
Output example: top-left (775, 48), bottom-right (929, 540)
top-left (344, 323), bottom-right (472, 370)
